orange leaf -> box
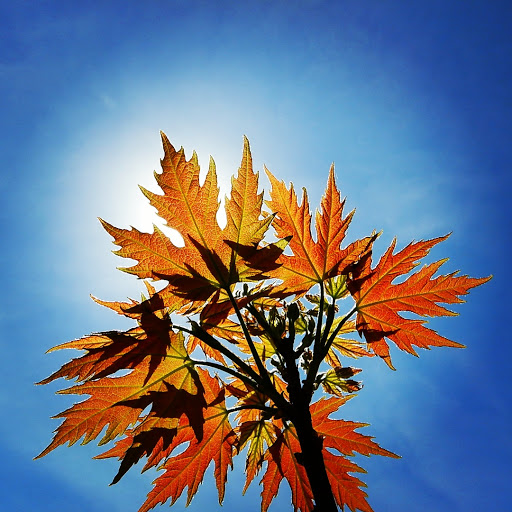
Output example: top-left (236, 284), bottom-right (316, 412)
top-left (98, 384), bottom-right (207, 478)
top-left (261, 425), bottom-right (314, 512)
top-left (259, 398), bottom-right (398, 512)
top-left (348, 236), bottom-right (492, 368)
top-left (224, 136), bottom-right (275, 277)
top-left (311, 397), bottom-right (398, 459)
top-left (38, 301), bottom-right (195, 389)
top-left (324, 451), bottom-right (374, 512)
top-left (101, 134), bottom-right (284, 305)
top-left (36, 301), bottom-right (200, 460)
top-left (237, 419), bottom-right (280, 494)
top-left (265, 165), bottom-right (375, 295)
top-left (138, 370), bottom-right (236, 511)
top-left (36, 347), bottom-right (198, 459)
top-left (312, 397), bottom-right (398, 512)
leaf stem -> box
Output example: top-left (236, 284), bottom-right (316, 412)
top-left (321, 305), bottom-right (358, 358)
top-left (225, 286), bottom-right (272, 386)
top-left (301, 283), bottom-right (326, 401)
top-left (225, 404), bottom-right (279, 415)
top-left (314, 282), bottom-right (326, 350)
top-left (175, 324), bottom-right (260, 383)
top-left (190, 359), bottom-right (263, 392)
top-left (184, 304), bottom-right (290, 415)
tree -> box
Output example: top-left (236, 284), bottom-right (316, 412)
top-left (37, 134), bottom-right (490, 511)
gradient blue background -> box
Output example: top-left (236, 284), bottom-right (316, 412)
top-left (1, 1), bottom-right (509, 511)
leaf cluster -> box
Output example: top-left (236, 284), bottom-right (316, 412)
top-left (37, 134), bottom-right (490, 512)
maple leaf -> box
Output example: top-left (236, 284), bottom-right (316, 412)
top-left (321, 367), bottom-right (362, 397)
top-left (36, 292), bottom-right (203, 460)
top-left (137, 369), bottom-right (236, 510)
top-left (101, 134), bottom-right (284, 305)
top-left (314, 397), bottom-right (399, 512)
top-left (237, 419), bottom-right (280, 494)
top-left (38, 293), bottom-right (196, 391)
top-left (36, 352), bottom-right (199, 458)
top-left (311, 397), bottom-right (398, 459)
top-left (261, 423), bottom-right (314, 512)
top-left (265, 165), bottom-right (376, 296)
top-left (259, 397), bottom-right (398, 512)
top-left (347, 236), bottom-right (492, 369)
top-left (323, 451), bottom-right (373, 512)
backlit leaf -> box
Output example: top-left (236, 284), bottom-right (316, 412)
top-left (348, 236), bottom-right (492, 368)
top-left (261, 424), bottom-right (314, 512)
top-left (265, 165), bottom-right (376, 295)
top-left (138, 370), bottom-right (236, 510)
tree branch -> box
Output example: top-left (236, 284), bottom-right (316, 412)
top-left (190, 359), bottom-right (262, 392)
top-left (225, 286), bottom-right (273, 386)
top-left (320, 305), bottom-right (358, 359)
top-left (175, 323), bottom-right (260, 383)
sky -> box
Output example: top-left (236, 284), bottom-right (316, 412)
top-left (1, 1), bottom-right (510, 511)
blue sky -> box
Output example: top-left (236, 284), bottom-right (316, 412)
top-left (1, 1), bottom-right (510, 511)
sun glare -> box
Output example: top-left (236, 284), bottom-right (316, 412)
top-left (80, 129), bottom-right (237, 248)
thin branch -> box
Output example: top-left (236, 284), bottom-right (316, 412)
top-left (190, 359), bottom-right (262, 392)
top-left (301, 283), bottom-right (327, 401)
top-left (320, 305), bottom-right (358, 359)
top-left (184, 302), bottom-right (290, 414)
top-left (245, 303), bottom-right (273, 338)
top-left (245, 302), bottom-right (284, 357)
top-left (225, 404), bottom-right (279, 415)
top-left (175, 323), bottom-right (260, 383)
top-left (320, 302), bottom-right (336, 351)
top-left (313, 282), bottom-right (326, 350)
top-left (303, 303), bottom-right (359, 401)
top-left (246, 301), bottom-right (297, 396)
top-left (287, 303), bottom-right (298, 346)
top-left (225, 286), bottom-right (272, 385)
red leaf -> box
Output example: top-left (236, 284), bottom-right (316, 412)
top-left (261, 424), bottom-right (314, 512)
top-left (348, 236), bottom-right (491, 368)
top-left (138, 370), bottom-right (236, 510)
top-left (265, 165), bottom-right (375, 295)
